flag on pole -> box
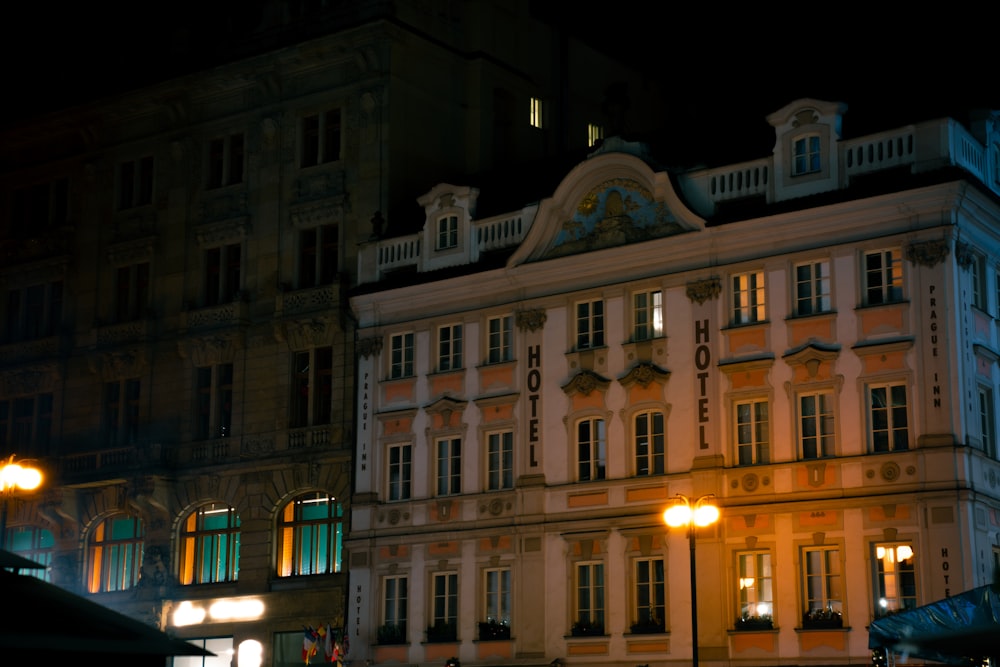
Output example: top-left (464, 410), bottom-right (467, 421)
top-left (303, 626), bottom-right (319, 663)
top-left (323, 623), bottom-right (334, 662)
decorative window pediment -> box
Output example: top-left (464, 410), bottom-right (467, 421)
top-left (618, 362), bottom-right (670, 389)
top-left (562, 370), bottom-right (611, 396)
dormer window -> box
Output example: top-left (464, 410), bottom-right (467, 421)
top-left (530, 97), bottom-right (544, 129)
top-left (437, 215), bottom-right (458, 250)
top-left (793, 135), bottom-right (821, 175)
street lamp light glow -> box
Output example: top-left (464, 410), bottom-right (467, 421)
top-left (0, 454), bottom-right (45, 551)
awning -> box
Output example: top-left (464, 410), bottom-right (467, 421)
top-left (868, 584), bottom-right (1000, 665)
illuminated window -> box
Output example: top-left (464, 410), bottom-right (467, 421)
top-left (863, 248), bottom-right (903, 305)
top-left (203, 243), bottom-right (241, 307)
top-left (731, 270), bottom-right (765, 325)
top-left (873, 542), bottom-right (916, 617)
top-left (196, 363), bottom-right (233, 440)
top-left (5, 525), bottom-right (54, 581)
top-left (576, 299), bottom-right (604, 350)
top-left (867, 382), bottom-right (909, 452)
top-left (436, 215), bottom-right (458, 250)
top-left (437, 324), bottom-right (462, 372)
top-left (300, 109), bottom-right (342, 167)
top-left (178, 503), bottom-right (240, 585)
top-left (737, 551), bottom-right (773, 622)
top-left (3, 280), bottom-right (63, 344)
top-left (291, 347), bottom-right (332, 428)
top-left (277, 492), bottom-right (343, 577)
top-left (389, 332), bottom-right (414, 379)
top-left (171, 637), bottom-right (234, 667)
top-left (792, 134), bottom-right (821, 175)
top-left (103, 378), bottom-right (141, 446)
top-left (487, 430), bottom-right (513, 490)
top-left (574, 561), bottom-right (605, 633)
top-left (633, 289), bottom-right (663, 341)
top-left (577, 417), bottom-right (606, 481)
top-left (117, 156), bottom-right (154, 209)
top-left (634, 410), bottom-right (664, 476)
top-left (87, 513), bottom-right (144, 592)
top-left (436, 437), bottom-right (461, 496)
top-left (529, 97), bottom-right (543, 129)
top-left (588, 123), bottom-right (604, 147)
top-left (794, 260), bottom-right (830, 315)
top-left (487, 314), bottom-right (512, 364)
top-left (735, 398), bottom-right (769, 465)
top-left (298, 224), bottom-right (338, 288)
top-left (388, 442), bottom-right (412, 501)
top-left (799, 391), bottom-right (835, 459)
top-left (206, 133), bottom-right (244, 189)
top-left (802, 546), bottom-right (842, 626)
top-left (632, 557), bottom-right (665, 633)
top-left (483, 567), bottom-right (511, 626)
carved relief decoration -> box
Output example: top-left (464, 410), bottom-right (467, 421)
top-left (686, 277), bottom-right (721, 304)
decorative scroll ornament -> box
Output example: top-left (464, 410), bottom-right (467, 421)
top-left (905, 239), bottom-right (950, 267)
top-left (686, 277), bottom-right (721, 304)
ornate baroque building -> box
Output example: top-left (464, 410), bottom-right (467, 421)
top-left (0, 2), bottom-right (657, 666)
top-left (347, 99), bottom-right (1000, 667)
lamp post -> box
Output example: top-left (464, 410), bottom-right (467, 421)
top-left (0, 454), bottom-right (44, 550)
top-left (663, 494), bottom-right (719, 667)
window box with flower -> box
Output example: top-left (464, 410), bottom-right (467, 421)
top-left (426, 620), bottom-right (457, 643)
top-left (802, 608), bottom-right (843, 629)
top-left (570, 619), bottom-right (605, 637)
top-left (477, 618), bottom-right (511, 640)
top-left (734, 613), bottom-right (774, 631)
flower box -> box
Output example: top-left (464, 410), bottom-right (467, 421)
top-left (478, 620), bottom-right (511, 640)
top-left (734, 615), bottom-right (773, 631)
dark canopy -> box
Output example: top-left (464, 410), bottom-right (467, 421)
top-left (868, 584), bottom-right (1000, 665)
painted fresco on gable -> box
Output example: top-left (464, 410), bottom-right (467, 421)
top-left (545, 178), bottom-right (684, 258)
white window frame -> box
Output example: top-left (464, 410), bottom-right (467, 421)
top-left (576, 416), bottom-right (606, 481)
top-left (437, 323), bottom-right (462, 372)
top-left (978, 385), bottom-right (996, 458)
top-left (483, 566), bottom-right (511, 625)
top-left (737, 550), bottom-right (773, 621)
top-left (735, 397), bottom-right (769, 465)
top-left (732, 270), bottom-right (765, 325)
top-left (802, 545), bottom-right (842, 621)
top-left (487, 314), bottom-right (513, 364)
top-left (431, 571), bottom-right (459, 628)
top-left (873, 541), bottom-right (917, 617)
top-left (529, 97), bottom-right (544, 129)
top-left (792, 134), bottom-right (821, 175)
top-left (382, 574), bottom-right (408, 629)
top-left (867, 381), bottom-right (909, 452)
top-left (575, 298), bottom-right (605, 350)
top-left (436, 215), bottom-right (458, 250)
top-left (863, 248), bottom-right (903, 305)
top-left (633, 409), bottom-right (664, 476)
top-left (794, 259), bottom-right (830, 316)
top-left (632, 556), bottom-right (665, 631)
top-left (389, 332), bottom-right (414, 379)
top-left (971, 252), bottom-right (987, 311)
top-left (799, 390), bottom-right (835, 459)
top-left (435, 437), bottom-right (462, 496)
top-left (632, 289), bottom-right (663, 341)
top-left (486, 430), bottom-right (513, 490)
top-left (387, 442), bottom-right (412, 501)
top-left (574, 561), bottom-right (605, 630)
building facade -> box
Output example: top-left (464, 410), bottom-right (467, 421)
top-left (347, 98), bottom-right (1000, 667)
top-left (0, 3), bottom-right (656, 666)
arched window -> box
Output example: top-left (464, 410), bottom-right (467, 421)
top-left (179, 502), bottom-right (240, 584)
top-left (277, 492), bottom-right (343, 576)
top-left (6, 525), bottom-right (54, 581)
top-left (86, 513), bottom-right (144, 592)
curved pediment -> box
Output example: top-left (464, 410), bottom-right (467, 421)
top-left (509, 148), bottom-right (704, 266)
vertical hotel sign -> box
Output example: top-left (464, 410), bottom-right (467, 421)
top-left (686, 278), bottom-right (721, 451)
top-left (517, 309), bottom-right (547, 469)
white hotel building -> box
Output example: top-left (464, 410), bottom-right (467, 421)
top-left (346, 98), bottom-right (1000, 667)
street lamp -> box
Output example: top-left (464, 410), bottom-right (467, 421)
top-left (0, 454), bottom-right (44, 550)
top-left (663, 494), bottom-right (720, 667)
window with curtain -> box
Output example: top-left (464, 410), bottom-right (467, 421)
top-left (277, 492), bottom-right (343, 576)
top-left (87, 513), bottom-right (144, 592)
top-left (178, 502), bottom-right (240, 584)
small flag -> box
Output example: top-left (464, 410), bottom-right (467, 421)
top-left (303, 626), bottom-right (319, 664)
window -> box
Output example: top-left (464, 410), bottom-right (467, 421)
top-left (634, 410), bottom-right (664, 475)
top-left (487, 314), bottom-right (512, 364)
top-left (483, 567), bottom-right (511, 626)
top-left (204, 243), bottom-right (241, 307)
top-left (430, 572), bottom-right (459, 636)
top-left (632, 557), bottom-right (665, 632)
top-left (737, 551), bottom-right (773, 620)
top-left (873, 542), bottom-right (916, 617)
top-left (117, 156), bottom-right (154, 210)
top-left (978, 386), bottom-right (996, 458)
top-left (436, 215), bottom-right (458, 250)
top-left (799, 391), bottom-right (834, 459)
top-left (382, 574), bottom-right (408, 639)
top-left (114, 262), bottom-right (150, 323)
top-left (633, 289), bottom-right (663, 341)
top-left (864, 249), bottom-right (903, 305)
top-left (301, 109), bottom-right (342, 167)
top-left (291, 347), bottom-right (332, 428)
top-left (794, 260), bottom-right (830, 315)
top-left (0, 394), bottom-right (53, 455)
top-left (103, 378), bottom-right (140, 446)
top-left (577, 417), bottom-right (606, 481)
top-left (178, 502), bottom-right (240, 585)
top-left (196, 363), bottom-right (233, 440)
top-left (207, 133), bottom-right (245, 189)
top-left (437, 324), bottom-right (462, 372)
top-left (732, 271), bottom-right (765, 324)
top-left (574, 561), bottom-right (605, 632)
top-left (5, 525), bottom-right (54, 581)
top-left (388, 443), bottom-right (412, 501)
top-left (867, 382), bottom-right (909, 452)
top-left (389, 333), bottom-right (414, 379)
top-left (436, 437), bottom-right (461, 496)
top-left (970, 253), bottom-right (987, 310)
top-left (588, 123), bottom-right (604, 147)
top-left (575, 299), bottom-right (604, 350)
top-left (487, 430), bottom-right (513, 490)
top-left (735, 398), bottom-right (769, 465)
top-left (3, 281), bottom-right (63, 343)
top-left (802, 546), bottom-right (842, 624)
top-left (86, 513), bottom-right (144, 593)
top-left (995, 269), bottom-right (1000, 318)
top-left (298, 224), bottom-right (338, 288)
top-left (11, 178), bottom-right (68, 234)
top-left (793, 135), bottom-right (821, 175)
top-left (172, 637), bottom-right (233, 667)
top-left (529, 97), bottom-right (543, 129)
top-left (277, 492), bottom-right (343, 576)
